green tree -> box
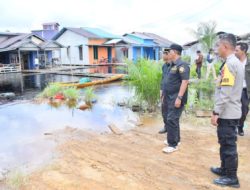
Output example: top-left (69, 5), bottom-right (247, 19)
top-left (192, 21), bottom-right (217, 52)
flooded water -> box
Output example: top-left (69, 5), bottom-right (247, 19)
top-left (0, 73), bottom-right (86, 101)
top-left (0, 73), bottom-right (137, 175)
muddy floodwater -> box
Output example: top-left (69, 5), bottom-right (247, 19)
top-left (0, 73), bottom-right (138, 174)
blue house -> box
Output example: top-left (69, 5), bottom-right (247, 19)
top-left (105, 32), bottom-right (174, 62)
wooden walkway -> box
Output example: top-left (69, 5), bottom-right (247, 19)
top-left (22, 66), bottom-right (127, 78)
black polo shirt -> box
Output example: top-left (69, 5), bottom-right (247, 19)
top-left (161, 62), bottom-right (171, 91)
top-left (163, 58), bottom-right (190, 104)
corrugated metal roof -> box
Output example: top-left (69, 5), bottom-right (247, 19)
top-left (53, 27), bottom-right (99, 40)
top-left (0, 32), bottom-right (22, 36)
top-left (104, 39), bottom-right (123, 44)
top-left (141, 32), bottom-right (174, 47)
top-left (130, 32), bottom-right (153, 40)
top-left (0, 34), bottom-right (31, 48)
top-left (39, 40), bottom-right (64, 49)
top-left (82, 27), bottom-right (120, 39)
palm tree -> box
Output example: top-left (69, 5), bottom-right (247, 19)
top-left (192, 21), bottom-right (217, 52)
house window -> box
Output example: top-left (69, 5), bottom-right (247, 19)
top-left (93, 46), bottom-right (98, 60)
top-left (79, 46), bottom-right (83, 60)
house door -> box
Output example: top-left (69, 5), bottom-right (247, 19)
top-left (107, 47), bottom-right (112, 63)
top-left (22, 53), bottom-right (29, 70)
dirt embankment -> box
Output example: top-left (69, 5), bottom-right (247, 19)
top-left (22, 115), bottom-right (250, 190)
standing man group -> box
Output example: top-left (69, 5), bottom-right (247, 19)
top-left (161, 44), bottom-right (190, 153)
top-left (211, 33), bottom-right (244, 188)
top-left (195, 50), bottom-right (203, 79)
top-left (235, 42), bottom-right (250, 136)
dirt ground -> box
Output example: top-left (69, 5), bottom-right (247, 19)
top-left (21, 114), bottom-right (250, 190)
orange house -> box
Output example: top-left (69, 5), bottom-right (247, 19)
top-left (88, 39), bottom-right (116, 64)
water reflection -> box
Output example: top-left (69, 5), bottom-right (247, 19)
top-left (0, 73), bottom-right (84, 100)
top-left (0, 83), bottom-right (137, 172)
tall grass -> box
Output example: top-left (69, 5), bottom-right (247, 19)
top-left (126, 59), bottom-right (162, 110)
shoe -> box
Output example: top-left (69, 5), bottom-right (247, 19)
top-left (213, 176), bottom-right (240, 188)
top-left (210, 167), bottom-right (226, 176)
top-left (158, 128), bottom-right (167, 134)
top-left (162, 146), bottom-right (178, 154)
top-left (164, 140), bottom-right (181, 146)
top-left (238, 132), bottom-right (244, 136)
top-left (238, 131), bottom-right (244, 136)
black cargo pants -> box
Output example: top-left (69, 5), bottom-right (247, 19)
top-left (217, 118), bottom-right (239, 177)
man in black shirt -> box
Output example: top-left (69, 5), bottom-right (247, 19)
top-left (162, 44), bottom-right (190, 154)
top-left (159, 48), bottom-right (171, 134)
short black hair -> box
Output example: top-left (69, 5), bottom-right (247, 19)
top-left (196, 50), bottom-right (201, 53)
top-left (237, 42), bottom-right (248, 54)
top-left (220, 33), bottom-right (237, 48)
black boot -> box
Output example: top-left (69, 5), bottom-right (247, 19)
top-left (158, 128), bottom-right (167, 134)
top-left (238, 128), bottom-right (244, 136)
top-left (213, 176), bottom-right (240, 188)
top-left (210, 167), bottom-right (226, 176)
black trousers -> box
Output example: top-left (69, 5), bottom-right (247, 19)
top-left (217, 119), bottom-right (239, 177)
top-left (196, 66), bottom-right (201, 79)
top-left (162, 97), bottom-right (168, 130)
top-left (238, 89), bottom-right (250, 132)
top-left (164, 94), bottom-right (184, 147)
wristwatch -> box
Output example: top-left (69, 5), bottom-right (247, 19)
top-left (213, 111), bottom-right (219, 116)
top-left (177, 96), bottom-right (183, 100)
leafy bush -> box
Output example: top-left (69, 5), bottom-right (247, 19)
top-left (190, 78), bottom-right (215, 94)
top-left (182, 55), bottom-right (191, 64)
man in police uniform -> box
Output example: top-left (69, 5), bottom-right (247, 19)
top-left (211, 34), bottom-right (244, 188)
top-left (159, 48), bottom-right (171, 134)
top-left (162, 44), bottom-right (190, 153)
top-left (235, 42), bottom-right (250, 136)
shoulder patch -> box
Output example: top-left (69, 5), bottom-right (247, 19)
top-left (220, 64), bottom-right (235, 86)
top-left (179, 66), bottom-right (185, 73)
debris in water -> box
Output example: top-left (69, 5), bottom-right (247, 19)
top-left (108, 124), bottom-right (122, 135)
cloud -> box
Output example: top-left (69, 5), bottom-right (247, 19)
top-left (0, 0), bottom-right (249, 44)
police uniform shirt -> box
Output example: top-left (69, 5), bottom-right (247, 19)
top-left (214, 54), bottom-right (244, 119)
top-left (163, 58), bottom-right (190, 104)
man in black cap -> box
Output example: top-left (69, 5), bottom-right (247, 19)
top-left (159, 48), bottom-right (171, 134)
top-left (162, 44), bottom-right (190, 153)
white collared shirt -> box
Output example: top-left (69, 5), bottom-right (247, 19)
top-left (242, 58), bottom-right (247, 88)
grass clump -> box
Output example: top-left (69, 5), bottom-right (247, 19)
top-left (63, 87), bottom-right (80, 100)
top-left (84, 87), bottom-right (96, 104)
top-left (38, 83), bottom-right (63, 98)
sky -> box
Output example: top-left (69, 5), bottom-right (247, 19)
top-left (0, 0), bottom-right (249, 44)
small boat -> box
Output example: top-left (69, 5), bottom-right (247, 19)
top-left (59, 74), bottom-right (124, 89)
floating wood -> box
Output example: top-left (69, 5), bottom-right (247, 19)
top-left (58, 74), bottom-right (124, 89)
